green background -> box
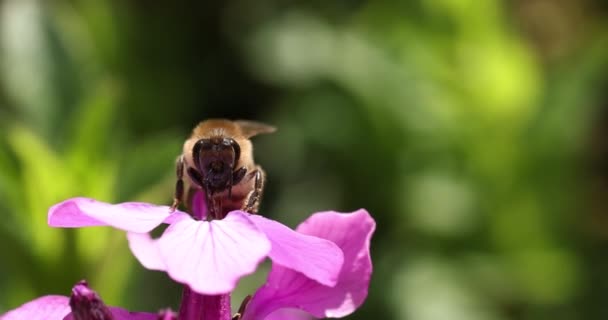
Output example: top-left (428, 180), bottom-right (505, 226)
top-left (1, 0), bottom-right (608, 319)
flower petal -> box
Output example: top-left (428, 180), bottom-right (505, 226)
top-left (106, 308), bottom-right (157, 320)
top-left (127, 209), bottom-right (208, 271)
top-left (127, 232), bottom-right (167, 271)
top-left (1, 296), bottom-right (70, 320)
top-left (48, 197), bottom-right (182, 233)
top-left (248, 214), bottom-right (344, 287)
top-left (156, 309), bottom-right (177, 320)
top-left (162, 211), bottom-right (191, 225)
top-left (156, 211), bottom-right (271, 294)
top-left (62, 307), bottom-right (157, 320)
top-left (265, 309), bottom-right (312, 320)
top-left (244, 209), bottom-right (375, 320)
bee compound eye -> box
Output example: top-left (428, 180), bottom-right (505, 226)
top-left (194, 139), bottom-right (213, 152)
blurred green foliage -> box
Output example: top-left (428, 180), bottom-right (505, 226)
top-left (1, 0), bottom-right (608, 319)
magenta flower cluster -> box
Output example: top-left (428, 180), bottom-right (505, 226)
top-left (1, 192), bottom-right (375, 320)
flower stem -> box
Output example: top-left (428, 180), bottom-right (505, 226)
top-left (178, 286), bottom-right (231, 320)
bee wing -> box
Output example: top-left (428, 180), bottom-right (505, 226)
top-left (235, 120), bottom-right (277, 138)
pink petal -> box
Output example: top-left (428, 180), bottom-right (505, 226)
top-left (127, 232), bottom-right (167, 271)
top-left (155, 211), bottom-right (271, 294)
top-left (106, 308), bottom-right (157, 320)
top-left (63, 308), bottom-right (157, 320)
top-left (48, 197), bottom-right (183, 233)
top-left (157, 309), bottom-right (177, 320)
top-left (162, 211), bottom-right (191, 225)
top-left (248, 214), bottom-right (344, 287)
top-left (244, 209), bottom-right (375, 320)
top-left (1, 296), bottom-right (70, 320)
top-left (126, 209), bottom-right (192, 271)
top-left (265, 309), bottom-right (312, 320)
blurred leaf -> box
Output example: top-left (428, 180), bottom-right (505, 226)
top-left (394, 256), bottom-right (504, 320)
top-left (0, 0), bottom-right (82, 136)
top-left (0, 133), bottom-right (21, 214)
top-left (115, 132), bottom-right (181, 202)
top-left (509, 249), bottom-right (580, 304)
top-left (531, 33), bottom-right (608, 153)
top-left (88, 231), bottom-right (134, 306)
top-left (6, 125), bottom-right (71, 264)
top-left (72, 0), bottom-right (122, 68)
top-left (0, 0), bottom-right (57, 133)
top-left (65, 80), bottom-right (121, 201)
top-left (49, 1), bottom-right (105, 85)
top-left (405, 171), bottom-right (478, 237)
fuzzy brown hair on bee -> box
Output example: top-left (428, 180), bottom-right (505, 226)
top-left (171, 119), bottom-right (276, 219)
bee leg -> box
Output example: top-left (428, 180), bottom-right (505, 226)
top-left (232, 167), bottom-right (247, 187)
top-left (243, 166), bottom-right (265, 214)
top-left (232, 295), bottom-right (251, 320)
top-left (228, 167), bottom-right (247, 200)
top-left (187, 167), bottom-right (204, 188)
top-left (171, 155), bottom-right (185, 211)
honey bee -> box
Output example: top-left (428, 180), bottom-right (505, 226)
top-left (171, 119), bottom-right (276, 219)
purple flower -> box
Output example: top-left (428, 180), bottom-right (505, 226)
top-left (0, 281), bottom-right (158, 320)
top-left (3, 191), bottom-right (375, 320)
top-left (47, 192), bottom-right (344, 295)
top-left (242, 209), bottom-right (375, 320)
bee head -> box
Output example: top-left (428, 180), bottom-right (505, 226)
top-left (192, 137), bottom-right (241, 191)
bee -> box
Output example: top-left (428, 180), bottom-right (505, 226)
top-left (171, 119), bottom-right (276, 219)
